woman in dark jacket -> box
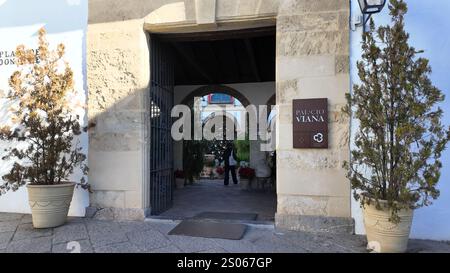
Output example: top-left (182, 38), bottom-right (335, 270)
top-left (223, 142), bottom-right (238, 185)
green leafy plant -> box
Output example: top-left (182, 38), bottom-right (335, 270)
top-left (234, 138), bottom-right (250, 162)
top-left (343, 0), bottom-right (449, 222)
top-left (0, 28), bottom-right (89, 195)
top-left (183, 140), bottom-right (206, 184)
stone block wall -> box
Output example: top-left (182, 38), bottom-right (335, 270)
top-left (87, 19), bottom-right (150, 215)
top-left (86, 0), bottom-right (352, 226)
top-left (275, 0), bottom-right (352, 232)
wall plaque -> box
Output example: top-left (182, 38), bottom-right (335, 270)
top-left (293, 98), bottom-right (328, 148)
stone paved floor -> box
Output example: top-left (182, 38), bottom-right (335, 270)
top-left (159, 179), bottom-right (277, 221)
top-left (1, 212), bottom-right (449, 253)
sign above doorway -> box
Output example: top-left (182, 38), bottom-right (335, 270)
top-left (293, 98), bottom-right (328, 149)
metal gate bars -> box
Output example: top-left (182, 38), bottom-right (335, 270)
top-left (149, 36), bottom-right (174, 215)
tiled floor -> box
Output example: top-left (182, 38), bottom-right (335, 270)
top-left (159, 179), bottom-right (277, 221)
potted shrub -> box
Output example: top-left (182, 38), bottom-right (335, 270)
top-left (183, 140), bottom-right (206, 184)
top-left (344, 0), bottom-right (449, 253)
top-left (174, 170), bottom-right (185, 189)
top-left (238, 167), bottom-right (255, 190)
top-left (0, 28), bottom-right (89, 228)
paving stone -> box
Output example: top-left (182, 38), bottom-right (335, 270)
top-left (52, 239), bottom-right (94, 253)
top-left (243, 228), bottom-right (309, 253)
top-left (94, 242), bottom-right (141, 253)
top-left (0, 231), bottom-right (14, 249)
top-left (0, 220), bottom-right (20, 233)
top-left (150, 222), bottom-right (179, 235)
top-left (147, 244), bottom-right (182, 253)
top-left (211, 238), bottom-right (258, 253)
top-left (20, 214), bottom-right (32, 224)
top-left (66, 217), bottom-right (86, 223)
top-left (407, 239), bottom-right (450, 253)
top-left (13, 223), bottom-right (53, 241)
top-left (53, 223), bottom-right (88, 244)
top-left (169, 235), bottom-right (220, 253)
top-left (119, 221), bottom-right (154, 234)
top-left (127, 229), bottom-right (171, 251)
top-left (6, 236), bottom-right (52, 253)
top-left (0, 213), bottom-right (448, 253)
top-left (197, 247), bottom-right (229, 253)
top-left (86, 220), bottom-right (129, 247)
top-left (0, 213), bottom-right (23, 222)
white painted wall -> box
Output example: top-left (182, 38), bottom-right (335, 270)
top-left (350, 0), bottom-right (450, 240)
top-left (0, 0), bottom-right (89, 216)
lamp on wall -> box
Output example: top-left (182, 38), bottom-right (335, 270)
top-left (357, 0), bottom-right (387, 31)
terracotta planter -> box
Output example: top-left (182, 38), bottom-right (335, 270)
top-left (362, 199), bottom-right (414, 253)
top-left (27, 182), bottom-right (75, 228)
top-left (176, 178), bottom-right (185, 189)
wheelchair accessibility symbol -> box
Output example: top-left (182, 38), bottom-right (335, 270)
top-left (313, 133), bottom-right (324, 143)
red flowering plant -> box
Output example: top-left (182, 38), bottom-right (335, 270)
top-left (215, 166), bottom-right (224, 175)
top-left (174, 170), bottom-right (185, 179)
top-left (238, 167), bottom-right (255, 180)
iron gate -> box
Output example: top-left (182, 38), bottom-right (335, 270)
top-left (149, 37), bottom-right (174, 215)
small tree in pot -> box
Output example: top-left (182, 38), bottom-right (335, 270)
top-left (0, 28), bottom-right (89, 228)
top-left (344, 0), bottom-right (450, 252)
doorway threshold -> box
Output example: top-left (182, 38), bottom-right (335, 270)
top-left (145, 215), bottom-right (275, 229)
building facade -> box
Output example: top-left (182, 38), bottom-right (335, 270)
top-left (1, 0), bottom-right (449, 240)
top-left (85, 0), bottom-right (352, 232)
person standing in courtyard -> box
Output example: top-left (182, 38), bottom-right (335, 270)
top-left (223, 142), bottom-right (238, 186)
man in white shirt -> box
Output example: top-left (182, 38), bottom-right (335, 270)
top-left (223, 142), bottom-right (238, 186)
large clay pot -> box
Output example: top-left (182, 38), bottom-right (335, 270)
top-left (362, 199), bottom-right (413, 253)
top-left (27, 182), bottom-right (75, 228)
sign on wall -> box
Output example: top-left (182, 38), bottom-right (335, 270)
top-left (293, 98), bottom-right (328, 148)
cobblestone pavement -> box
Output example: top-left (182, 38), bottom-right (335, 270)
top-left (1, 213), bottom-right (449, 253)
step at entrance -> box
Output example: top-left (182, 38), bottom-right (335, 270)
top-left (192, 211), bottom-right (258, 222)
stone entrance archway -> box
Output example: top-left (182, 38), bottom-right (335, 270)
top-left (87, 0), bottom-right (352, 233)
top-left (173, 83), bottom-right (275, 172)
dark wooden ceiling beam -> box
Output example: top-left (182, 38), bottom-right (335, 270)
top-left (230, 40), bottom-right (241, 83)
top-left (154, 26), bottom-right (276, 42)
top-left (244, 38), bottom-right (261, 82)
top-left (171, 43), bottom-right (214, 83)
top-left (205, 43), bottom-right (219, 83)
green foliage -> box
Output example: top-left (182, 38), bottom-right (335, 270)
top-left (234, 138), bottom-right (250, 162)
top-left (344, 0), bottom-right (450, 222)
top-left (183, 140), bottom-right (207, 184)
